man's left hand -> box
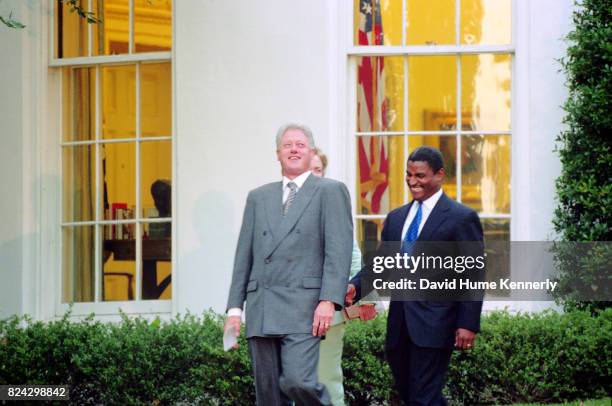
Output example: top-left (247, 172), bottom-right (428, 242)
top-left (312, 300), bottom-right (335, 337)
top-left (454, 328), bottom-right (477, 350)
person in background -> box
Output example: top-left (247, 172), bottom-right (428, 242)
top-left (311, 147), bottom-right (378, 406)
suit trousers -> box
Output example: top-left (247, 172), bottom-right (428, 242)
top-left (248, 334), bottom-right (332, 406)
top-left (317, 322), bottom-right (347, 406)
top-left (385, 311), bottom-right (453, 406)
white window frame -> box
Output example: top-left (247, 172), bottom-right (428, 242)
top-left (344, 0), bottom-right (518, 238)
top-left (48, 0), bottom-right (176, 317)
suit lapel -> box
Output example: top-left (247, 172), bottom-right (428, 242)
top-left (418, 193), bottom-right (451, 241)
top-left (265, 182), bottom-right (283, 236)
top-left (389, 203), bottom-right (411, 241)
top-left (267, 174), bottom-right (319, 257)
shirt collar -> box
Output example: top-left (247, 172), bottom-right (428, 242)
top-left (282, 171), bottom-right (312, 189)
top-left (416, 188), bottom-right (443, 212)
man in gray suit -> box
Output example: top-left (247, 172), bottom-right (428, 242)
top-left (225, 123), bottom-right (353, 406)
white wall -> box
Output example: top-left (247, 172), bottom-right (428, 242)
top-left (0, 0), bottom-right (25, 319)
top-left (175, 0), bottom-right (341, 314)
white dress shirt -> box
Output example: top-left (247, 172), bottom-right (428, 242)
top-left (401, 188), bottom-right (443, 240)
top-left (228, 171), bottom-right (313, 317)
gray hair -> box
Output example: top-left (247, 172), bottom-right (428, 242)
top-left (275, 123), bottom-right (316, 149)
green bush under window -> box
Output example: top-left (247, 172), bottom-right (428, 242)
top-left (1, 310), bottom-right (610, 405)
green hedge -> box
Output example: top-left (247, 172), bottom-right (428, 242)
top-left (553, 0), bottom-right (612, 311)
top-left (1, 310), bottom-right (610, 405)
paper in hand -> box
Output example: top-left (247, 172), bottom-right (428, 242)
top-left (223, 325), bottom-right (238, 351)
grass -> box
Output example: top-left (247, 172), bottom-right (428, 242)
top-left (511, 399), bottom-right (611, 406)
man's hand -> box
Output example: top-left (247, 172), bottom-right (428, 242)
top-left (454, 328), bottom-right (476, 350)
top-left (312, 300), bottom-right (335, 337)
top-left (358, 304), bottom-right (378, 321)
top-left (345, 284), bottom-right (356, 306)
top-left (224, 316), bottom-right (242, 349)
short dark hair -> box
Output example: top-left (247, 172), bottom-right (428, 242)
top-left (407, 146), bottom-right (444, 173)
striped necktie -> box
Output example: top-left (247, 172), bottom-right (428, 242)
top-left (401, 201), bottom-right (422, 254)
top-left (282, 181), bottom-right (297, 216)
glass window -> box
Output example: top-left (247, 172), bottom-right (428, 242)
top-left (56, 0), bottom-right (173, 58)
top-left (353, 0), bottom-right (513, 258)
top-left (57, 2), bottom-right (173, 305)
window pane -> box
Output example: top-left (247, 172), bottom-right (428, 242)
top-left (63, 146), bottom-right (96, 222)
top-left (101, 142), bottom-right (136, 220)
top-left (141, 140), bottom-right (172, 219)
top-left (409, 56), bottom-right (457, 131)
top-left (93, 0), bottom-right (129, 55)
top-left (461, 0), bottom-right (511, 45)
top-left (461, 135), bottom-right (511, 213)
top-left (101, 65), bottom-right (136, 139)
top-left (357, 135), bottom-right (405, 215)
top-left (62, 225), bottom-right (95, 302)
top-left (356, 56), bottom-right (404, 133)
top-left (141, 223), bottom-right (172, 300)
top-left (408, 135), bottom-right (458, 201)
top-left (141, 63), bottom-right (172, 137)
top-left (482, 218), bottom-right (510, 296)
top-left (407, 0), bottom-right (455, 45)
top-left (134, 0), bottom-right (172, 52)
top-left (462, 54), bottom-right (511, 131)
top-left (357, 218), bottom-right (385, 259)
top-left (354, 0), bottom-right (401, 46)
top-left (63, 67), bottom-right (96, 142)
top-left (102, 237), bottom-right (136, 301)
top-left (56, 0), bottom-right (90, 58)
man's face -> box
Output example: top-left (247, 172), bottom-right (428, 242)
top-left (406, 160), bottom-right (444, 201)
top-left (310, 155), bottom-right (325, 178)
top-left (277, 129), bottom-right (314, 179)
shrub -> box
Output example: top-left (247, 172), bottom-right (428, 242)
top-left (553, 0), bottom-right (612, 311)
top-left (1, 309), bottom-right (610, 405)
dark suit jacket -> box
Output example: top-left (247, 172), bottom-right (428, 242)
top-left (351, 193), bottom-right (484, 349)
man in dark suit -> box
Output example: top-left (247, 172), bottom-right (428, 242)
top-left (347, 146), bottom-right (484, 405)
top-left (225, 123), bottom-right (353, 406)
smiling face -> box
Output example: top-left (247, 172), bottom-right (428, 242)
top-left (406, 160), bottom-right (444, 202)
top-left (277, 128), bottom-right (314, 179)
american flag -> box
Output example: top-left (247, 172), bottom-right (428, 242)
top-left (357, 0), bottom-right (389, 215)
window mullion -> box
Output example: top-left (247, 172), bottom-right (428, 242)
top-left (456, 55), bottom-right (462, 204)
top-left (403, 55), bottom-right (409, 204)
top-left (94, 64), bottom-right (101, 302)
top-left (135, 62), bottom-right (142, 301)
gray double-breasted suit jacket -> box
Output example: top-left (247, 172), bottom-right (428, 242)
top-left (227, 174), bottom-right (354, 338)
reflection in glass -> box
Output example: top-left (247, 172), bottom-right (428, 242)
top-left (101, 142), bottom-right (136, 220)
top-left (93, 0), bottom-right (129, 55)
top-left (408, 135), bottom-right (458, 201)
top-left (356, 57), bottom-right (404, 133)
top-left (141, 223), bottom-right (172, 300)
top-left (357, 218), bottom-right (385, 262)
top-left (461, 0), bottom-right (511, 45)
top-left (63, 146), bottom-right (96, 222)
top-left (354, 0), bottom-right (401, 46)
top-left (407, 0), bottom-right (455, 45)
top-left (409, 56), bottom-right (457, 131)
top-left (141, 63), bottom-right (172, 137)
top-left (63, 67), bottom-right (96, 142)
top-left (482, 218), bottom-right (510, 295)
top-left (357, 135), bottom-right (405, 215)
top-left (56, 0), bottom-right (90, 58)
top-left (102, 237), bottom-right (136, 301)
top-left (62, 226), bottom-right (95, 302)
top-left (101, 65), bottom-right (136, 139)
top-left (461, 135), bottom-right (511, 213)
top-left (462, 54), bottom-right (512, 131)
top-left (141, 140), bottom-right (172, 218)
top-left (134, 0), bottom-right (172, 52)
